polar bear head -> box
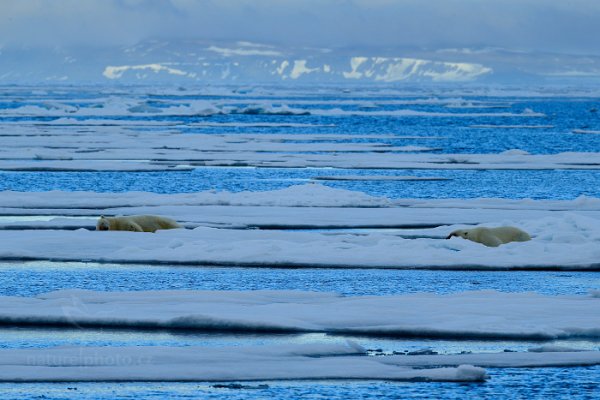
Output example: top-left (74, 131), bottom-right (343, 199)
top-left (96, 216), bottom-right (111, 231)
top-left (446, 229), bottom-right (470, 240)
top-left (445, 228), bottom-right (500, 247)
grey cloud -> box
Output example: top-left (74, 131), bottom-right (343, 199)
top-left (0, 0), bottom-right (599, 55)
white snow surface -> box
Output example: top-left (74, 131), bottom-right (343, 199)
top-left (0, 213), bottom-right (599, 268)
top-left (2, 289), bottom-right (600, 340)
top-left (1, 186), bottom-right (600, 268)
top-left (312, 175), bottom-right (452, 181)
top-left (2, 184), bottom-right (600, 210)
top-left (3, 341), bottom-right (600, 382)
top-left (0, 184), bottom-right (391, 208)
top-left (0, 342), bottom-right (486, 382)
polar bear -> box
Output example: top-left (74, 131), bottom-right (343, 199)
top-left (96, 215), bottom-right (182, 233)
top-left (446, 226), bottom-right (531, 247)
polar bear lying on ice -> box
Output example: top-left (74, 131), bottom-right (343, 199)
top-left (446, 226), bottom-right (531, 247)
top-left (96, 215), bottom-right (182, 233)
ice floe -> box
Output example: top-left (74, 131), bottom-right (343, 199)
top-left (3, 184), bottom-right (600, 211)
top-left (0, 99), bottom-right (545, 118)
top-left (1, 212), bottom-right (599, 268)
top-left (2, 120), bottom-right (600, 171)
top-left (311, 175), bottom-right (452, 182)
top-left (381, 350), bottom-right (600, 368)
top-left (1, 185), bottom-right (600, 269)
top-left (0, 184), bottom-right (391, 209)
top-left (3, 141), bottom-right (600, 171)
top-left (0, 160), bottom-right (194, 172)
top-left (0, 342), bottom-right (485, 382)
top-left (0, 125), bottom-right (458, 171)
top-left (2, 340), bottom-right (599, 382)
top-left (2, 290), bottom-right (600, 340)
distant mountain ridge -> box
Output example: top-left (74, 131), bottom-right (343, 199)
top-left (1, 39), bottom-right (599, 84)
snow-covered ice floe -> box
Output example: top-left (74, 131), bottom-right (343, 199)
top-left (3, 184), bottom-right (600, 210)
top-left (0, 160), bottom-right (195, 172)
top-left (0, 184), bottom-right (392, 209)
top-left (2, 289), bottom-right (600, 340)
top-left (0, 212), bottom-right (600, 269)
top-left (380, 350), bottom-right (600, 368)
top-left (2, 340), bottom-right (600, 382)
top-left (311, 175), bottom-right (452, 181)
top-left (4, 149), bottom-right (600, 171)
top-left (0, 342), bottom-right (486, 382)
top-left (1, 185), bottom-right (600, 268)
top-left (0, 99), bottom-right (545, 118)
top-left (3, 204), bottom-right (599, 233)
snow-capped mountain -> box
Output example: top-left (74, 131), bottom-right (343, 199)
top-left (1, 39), bottom-right (599, 84)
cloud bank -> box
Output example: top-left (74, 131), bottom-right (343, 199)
top-left (1, 0), bottom-right (599, 55)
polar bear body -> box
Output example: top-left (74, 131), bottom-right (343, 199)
top-left (446, 226), bottom-right (531, 247)
top-left (96, 215), bottom-right (182, 233)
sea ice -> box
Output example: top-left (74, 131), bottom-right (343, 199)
top-left (0, 342), bottom-right (487, 382)
top-left (1, 289), bottom-right (599, 340)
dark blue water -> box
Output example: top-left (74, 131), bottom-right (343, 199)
top-left (1, 168), bottom-right (599, 199)
top-left (1, 262), bottom-right (599, 298)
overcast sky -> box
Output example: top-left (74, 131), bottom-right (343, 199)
top-left (1, 0), bottom-right (599, 55)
